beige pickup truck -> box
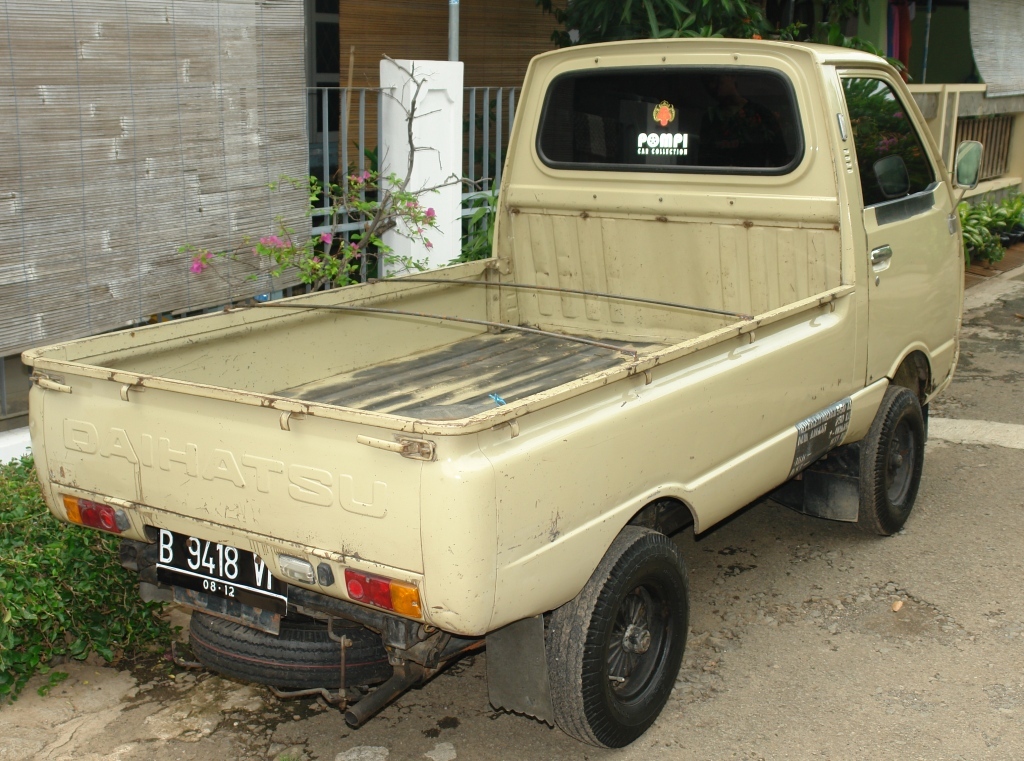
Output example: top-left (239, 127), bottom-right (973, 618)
top-left (25, 39), bottom-right (982, 747)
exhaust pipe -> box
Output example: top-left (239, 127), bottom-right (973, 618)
top-left (344, 663), bottom-right (423, 728)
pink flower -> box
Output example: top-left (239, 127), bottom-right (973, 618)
top-left (312, 257), bottom-right (321, 264)
top-left (320, 232), bottom-right (333, 245)
top-left (406, 200), bottom-right (418, 209)
top-left (259, 235), bottom-right (285, 248)
top-left (425, 207), bottom-right (436, 220)
top-left (189, 257), bottom-right (207, 274)
top-left (424, 240), bottom-right (433, 250)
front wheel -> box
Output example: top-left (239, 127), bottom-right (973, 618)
top-left (546, 527), bottom-right (689, 748)
top-left (857, 385), bottom-right (926, 536)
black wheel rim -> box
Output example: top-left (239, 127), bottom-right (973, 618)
top-left (606, 583), bottom-right (671, 702)
top-left (886, 418), bottom-right (916, 505)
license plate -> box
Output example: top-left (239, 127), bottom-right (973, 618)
top-left (155, 529), bottom-right (287, 614)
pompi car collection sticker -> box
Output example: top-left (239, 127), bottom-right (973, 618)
top-left (637, 100), bottom-right (688, 156)
top-left (637, 132), bottom-right (688, 155)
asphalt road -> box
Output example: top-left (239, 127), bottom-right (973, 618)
top-left (3, 270), bottom-right (1023, 761)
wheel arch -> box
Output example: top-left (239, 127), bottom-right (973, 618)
top-left (627, 496), bottom-right (697, 537)
top-left (889, 348), bottom-right (932, 405)
top-left (489, 491), bottom-right (698, 634)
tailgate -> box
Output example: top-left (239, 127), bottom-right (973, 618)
top-left (37, 373), bottom-right (423, 574)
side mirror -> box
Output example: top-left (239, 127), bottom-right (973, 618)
top-left (954, 140), bottom-right (983, 190)
top-left (873, 155), bottom-right (910, 199)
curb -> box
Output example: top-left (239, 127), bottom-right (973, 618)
top-left (0, 427), bottom-right (31, 463)
top-left (964, 262), bottom-right (1024, 312)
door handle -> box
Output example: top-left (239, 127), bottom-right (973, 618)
top-left (870, 245), bottom-right (893, 271)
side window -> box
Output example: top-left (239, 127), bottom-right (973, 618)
top-left (841, 77), bottom-right (935, 207)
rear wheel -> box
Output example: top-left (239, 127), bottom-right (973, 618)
top-left (546, 527), bottom-right (689, 748)
top-left (857, 385), bottom-right (926, 536)
top-left (189, 612), bottom-right (392, 690)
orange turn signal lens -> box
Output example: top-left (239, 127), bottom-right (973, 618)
top-left (62, 494), bottom-right (82, 524)
top-left (389, 581), bottom-right (423, 619)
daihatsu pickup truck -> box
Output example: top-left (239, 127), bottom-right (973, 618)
top-left (24, 38), bottom-right (982, 747)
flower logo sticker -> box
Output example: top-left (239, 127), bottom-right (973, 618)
top-left (653, 100), bottom-right (676, 127)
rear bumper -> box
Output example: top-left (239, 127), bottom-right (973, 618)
top-left (49, 484), bottom-right (436, 626)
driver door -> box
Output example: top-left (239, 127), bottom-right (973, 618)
top-left (839, 74), bottom-right (963, 389)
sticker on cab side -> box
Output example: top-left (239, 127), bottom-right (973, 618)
top-left (789, 398), bottom-right (852, 477)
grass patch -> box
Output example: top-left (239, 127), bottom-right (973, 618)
top-left (0, 456), bottom-right (170, 701)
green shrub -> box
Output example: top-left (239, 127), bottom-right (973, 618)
top-left (958, 192), bottom-right (1024, 266)
top-left (0, 456), bottom-right (169, 701)
top-left (959, 200), bottom-right (1007, 265)
top-left (1001, 193), bottom-right (1024, 231)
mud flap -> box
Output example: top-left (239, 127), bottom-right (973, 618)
top-left (771, 442), bottom-right (861, 523)
top-left (485, 615), bottom-right (554, 725)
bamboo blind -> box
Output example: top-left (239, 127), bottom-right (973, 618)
top-left (956, 115), bottom-right (1013, 182)
top-left (0, 0), bottom-right (309, 358)
top-left (338, 0), bottom-right (557, 90)
top-left (332, 0), bottom-right (555, 180)
top-left (970, 0), bottom-right (1024, 97)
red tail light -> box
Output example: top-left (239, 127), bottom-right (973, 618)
top-left (346, 570), bottom-right (393, 609)
top-left (344, 569), bottom-right (422, 618)
top-left (62, 495), bottom-right (128, 534)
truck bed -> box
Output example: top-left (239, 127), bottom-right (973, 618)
top-left (277, 331), bottom-right (649, 420)
top-left (23, 257), bottom-right (852, 434)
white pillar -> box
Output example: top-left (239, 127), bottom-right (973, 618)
top-left (380, 58), bottom-right (464, 273)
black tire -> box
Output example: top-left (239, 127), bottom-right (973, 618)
top-left (857, 385), bottom-right (926, 536)
top-left (546, 527), bottom-right (689, 748)
top-left (189, 612), bottom-right (393, 690)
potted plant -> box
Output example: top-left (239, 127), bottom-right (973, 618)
top-left (958, 201), bottom-right (1005, 267)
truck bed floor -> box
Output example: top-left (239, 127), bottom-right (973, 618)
top-left (277, 331), bottom-right (648, 420)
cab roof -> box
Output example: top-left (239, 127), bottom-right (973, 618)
top-left (529, 37), bottom-right (891, 71)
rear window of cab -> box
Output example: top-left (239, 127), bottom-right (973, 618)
top-left (537, 67), bottom-right (804, 175)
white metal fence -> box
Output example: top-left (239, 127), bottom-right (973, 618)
top-left (305, 85), bottom-right (518, 240)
